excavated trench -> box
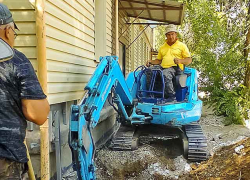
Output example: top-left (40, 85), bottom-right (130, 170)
top-left (62, 106), bottom-right (250, 180)
top-left (95, 137), bottom-right (187, 180)
top-left (94, 106), bottom-right (250, 180)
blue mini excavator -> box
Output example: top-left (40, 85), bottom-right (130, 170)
top-left (69, 56), bottom-right (207, 180)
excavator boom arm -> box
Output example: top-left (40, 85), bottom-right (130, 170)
top-left (69, 56), bottom-right (134, 180)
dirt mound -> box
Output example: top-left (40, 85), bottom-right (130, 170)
top-left (185, 137), bottom-right (250, 180)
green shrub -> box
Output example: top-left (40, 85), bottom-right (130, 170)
top-left (206, 85), bottom-right (250, 125)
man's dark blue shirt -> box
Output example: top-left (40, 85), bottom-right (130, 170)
top-left (0, 49), bottom-right (46, 163)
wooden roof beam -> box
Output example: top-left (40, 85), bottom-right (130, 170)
top-left (128, 15), bottom-right (179, 25)
top-left (119, 7), bottom-right (181, 10)
top-left (119, 0), bottom-right (183, 9)
top-left (129, 1), bottom-right (138, 16)
top-left (178, 4), bottom-right (184, 24)
top-left (162, 1), bottom-right (166, 22)
top-left (144, 0), bottom-right (152, 19)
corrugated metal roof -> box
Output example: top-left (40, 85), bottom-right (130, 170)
top-left (119, 0), bottom-right (184, 25)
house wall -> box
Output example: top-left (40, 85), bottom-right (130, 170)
top-left (0, 0), bottom-right (37, 69)
top-left (106, 0), bottom-right (114, 56)
top-left (43, 0), bottom-right (153, 105)
top-left (3, 0), bottom-right (153, 178)
top-left (2, 0), bottom-right (153, 119)
top-left (44, 0), bottom-right (97, 105)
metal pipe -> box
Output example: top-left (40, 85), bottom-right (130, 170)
top-left (119, 10), bottom-right (144, 39)
top-left (127, 25), bottom-right (149, 49)
top-left (126, 23), bottom-right (169, 25)
top-left (36, 0), bottom-right (50, 179)
top-left (54, 111), bottom-right (62, 180)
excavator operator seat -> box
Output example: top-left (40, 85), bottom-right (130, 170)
top-left (175, 73), bottom-right (188, 101)
top-left (136, 66), bottom-right (188, 104)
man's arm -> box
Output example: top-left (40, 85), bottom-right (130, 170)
top-left (146, 59), bottom-right (162, 66)
top-left (174, 57), bottom-right (192, 65)
top-left (175, 43), bottom-right (192, 65)
top-left (22, 99), bottom-right (50, 126)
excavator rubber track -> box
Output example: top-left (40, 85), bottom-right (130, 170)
top-left (110, 125), bottom-right (138, 151)
top-left (184, 122), bottom-right (208, 162)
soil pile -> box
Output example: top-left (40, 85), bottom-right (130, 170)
top-left (185, 137), bottom-right (250, 180)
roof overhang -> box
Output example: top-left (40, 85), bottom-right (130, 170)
top-left (119, 0), bottom-right (185, 25)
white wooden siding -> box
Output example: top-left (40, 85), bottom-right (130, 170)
top-left (45, 0), bottom-right (96, 104)
top-left (106, 0), bottom-right (113, 55)
top-left (1, 0), bottom-right (37, 69)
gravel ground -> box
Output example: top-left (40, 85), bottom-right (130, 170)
top-left (200, 105), bottom-right (250, 156)
top-left (95, 105), bottom-right (250, 180)
top-left (63, 105), bottom-right (250, 179)
top-left (95, 142), bottom-right (191, 180)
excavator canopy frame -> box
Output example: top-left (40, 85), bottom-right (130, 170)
top-left (119, 0), bottom-right (185, 25)
top-left (118, 0), bottom-right (185, 48)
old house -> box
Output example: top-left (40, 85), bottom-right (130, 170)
top-left (1, 0), bottom-right (152, 178)
top-left (1, 0), bottom-right (184, 178)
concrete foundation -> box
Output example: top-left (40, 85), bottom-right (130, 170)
top-left (26, 101), bottom-right (117, 179)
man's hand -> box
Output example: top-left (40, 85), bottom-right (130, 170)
top-left (146, 59), bottom-right (162, 67)
top-left (146, 60), bottom-right (152, 67)
top-left (174, 57), bottom-right (192, 65)
top-left (174, 58), bottom-right (182, 64)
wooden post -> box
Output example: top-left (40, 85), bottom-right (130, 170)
top-left (35, 0), bottom-right (50, 179)
top-left (24, 141), bottom-right (36, 180)
top-left (115, 0), bottom-right (119, 56)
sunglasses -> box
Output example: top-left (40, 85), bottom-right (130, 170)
top-left (4, 26), bottom-right (18, 39)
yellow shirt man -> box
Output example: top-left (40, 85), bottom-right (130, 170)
top-left (147, 24), bottom-right (192, 102)
top-left (157, 40), bottom-right (191, 70)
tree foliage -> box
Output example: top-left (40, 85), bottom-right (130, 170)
top-left (154, 26), bottom-right (166, 50)
top-left (155, 0), bottom-right (250, 124)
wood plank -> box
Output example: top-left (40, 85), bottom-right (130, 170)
top-left (15, 47), bottom-right (37, 59)
top-left (106, 40), bottom-right (112, 49)
top-left (106, 0), bottom-right (112, 7)
top-left (47, 72), bottom-right (92, 83)
top-left (47, 60), bottom-right (95, 74)
top-left (106, 15), bottom-right (112, 25)
top-left (106, 1), bottom-right (112, 12)
top-left (15, 35), bottom-right (36, 46)
top-left (46, 25), bottom-right (94, 53)
top-left (0, 0), bottom-right (34, 9)
top-left (15, 23), bottom-right (36, 34)
top-left (106, 34), bottom-right (112, 42)
top-left (46, 0), bottom-right (94, 26)
top-left (76, 0), bottom-right (94, 13)
top-left (46, 37), bottom-right (95, 60)
top-left (12, 11), bottom-right (36, 22)
top-left (48, 82), bottom-right (87, 93)
top-left (29, 59), bottom-right (37, 70)
top-left (46, 48), bottom-right (97, 67)
top-left (48, 91), bottom-right (84, 104)
top-left (106, 49), bottom-right (112, 56)
top-left (84, 0), bottom-right (94, 8)
top-left (106, 28), bottom-right (113, 36)
top-left (46, 13), bottom-right (94, 44)
top-left (64, 0), bottom-right (94, 22)
top-left (45, 1), bottom-right (94, 32)
top-left (106, 19), bottom-right (112, 31)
